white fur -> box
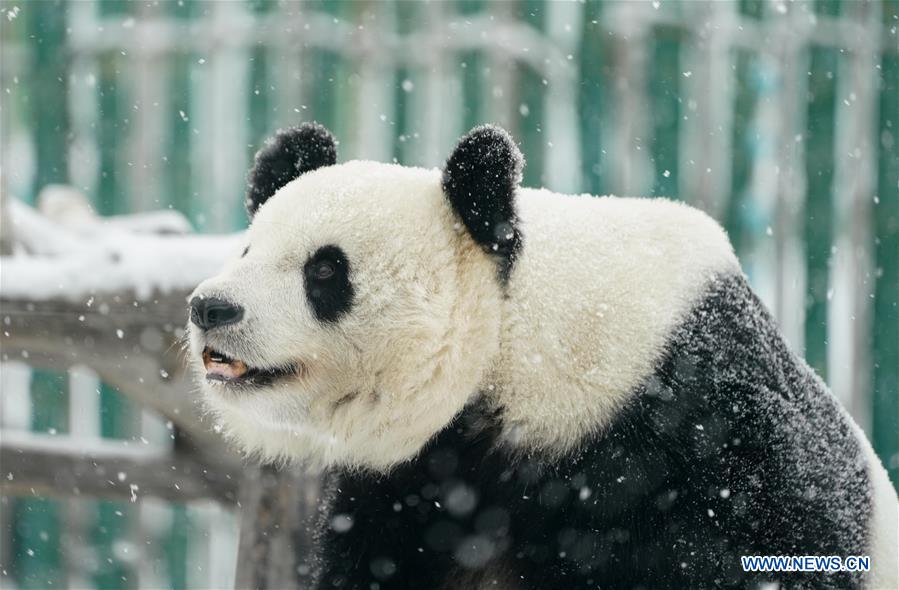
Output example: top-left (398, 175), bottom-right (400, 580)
top-left (848, 422), bottom-right (899, 588)
top-left (488, 189), bottom-right (739, 455)
top-left (191, 162), bottom-right (502, 471)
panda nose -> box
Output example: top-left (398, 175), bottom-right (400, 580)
top-left (189, 297), bottom-right (244, 330)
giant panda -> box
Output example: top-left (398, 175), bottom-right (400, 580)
top-left (188, 122), bottom-right (898, 589)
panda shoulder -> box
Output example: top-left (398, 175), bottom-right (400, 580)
top-left (516, 189), bottom-right (740, 281)
top-left (623, 196), bottom-right (739, 274)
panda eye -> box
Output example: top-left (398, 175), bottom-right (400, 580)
top-left (313, 260), bottom-right (336, 280)
top-left (303, 245), bottom-right (354, 322)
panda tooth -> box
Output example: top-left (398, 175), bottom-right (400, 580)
top-left (230, 359), bottom-right (248, 377)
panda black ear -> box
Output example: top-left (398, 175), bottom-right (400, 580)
top-left (442, 125), bottom-right (524, 282)
top-left (245, 122), bottom-right (337, 217)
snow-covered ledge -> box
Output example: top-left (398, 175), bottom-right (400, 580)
top-left (2, 188), bottom-right (243, 301)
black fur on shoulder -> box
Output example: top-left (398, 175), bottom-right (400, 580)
top-left (245, 122), bottom-right (337, 217)
top-left (442, 125), bottom-right (524, 283)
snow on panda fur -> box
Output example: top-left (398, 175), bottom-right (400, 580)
top-left (188, 123), bottom-right (898, 589)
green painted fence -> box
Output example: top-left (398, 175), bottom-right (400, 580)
top-left (1, 1), bottom-right (897, 587)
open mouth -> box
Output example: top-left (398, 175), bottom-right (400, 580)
top-left (202, 346), bottom-right (300, 387)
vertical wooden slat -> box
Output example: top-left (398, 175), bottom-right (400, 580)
top-left (772, 5), bottom-right (810, 352)
top-left (164, 0), bottom-right (196, 222)
top-left (305, 2), bottom-right (342, 138)
top-left (133, 498), bottom-right (174, 590)
top-left (0, 3), bottom-right (22, 236)
top-left (246, 1), bottom-right (275, 168)
top-left (2, 34), bottom-right (33, 202)
top-left (0, 362), bottom-right (31, 583)
top-left (67, 0), bottom-right (102, 206)
top-left (10, 497), bottom-right (66, 589)
top-left (128, 4), bottom-right (168, 213)
top-left (204, 502), bottom-right (239, 589)
top-left (724, 49), bottom-right (759, 263)
top-left (543, 0), bottom-right (581, 194)
top-left (828, 0), bottom-right (879, 421)
top-left (603, 2), bottom-right (652, 196)
top-left (804, 44), bottom-right (839, 383)
top-left (391, 64), bottom-right (414, 165)
top-left (807, 0), bottom-right (842, 395)
top-left (678, 0), bottom-right (732, 217)
top-left (457, 0), bottom-right (487, 135)
top-left (517, 0), bottom-right (547, 188)
top-left (578, 0), bottom-right (607, 196)
top-left (743, 50), bottom-right (783, 310)
top-left (93, 386), bottom-right (137, 590)
top-left (28, 0), bottom-right (70, 200)
top-left (353, 1), bottom-right (393, 163)
top-left (184, 4), bottom-right (214, 232)
top-left (268, 0), bottom-right (299, 133)
top-left (137, 396), bottom-right (177, 590)
top-left (485, 0), bottom-right (517, 131)
top-left (0, 363), bottom-right (33, 430)
top-left (65, 367), bottom-right (101, 588)
top-left (157, 504), bottom-right (187, 590)
top-left (392, 0), bottom-right (418, 165)
top-left (12, 2), bottom-right (71, 586)
top-left (11, 371), bottom-right (68, 589)
top-left (248, 40), bottom-right (273, 151)
top-left (648, 25), bottom-right (682, 199)
top-left (332, 2), bottom-right (355, 152)
top-left (96, 50), bottom-right (129, 214)
top-left (418, 0), bottom-right (458, 167)
top-left (199, 1), bottom-right (251, 232)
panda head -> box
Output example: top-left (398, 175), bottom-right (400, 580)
top-left (188, 122), bottom-right (523, 471)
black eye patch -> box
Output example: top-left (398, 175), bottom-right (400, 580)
top-left (303, 245), bottom-right (354, 322)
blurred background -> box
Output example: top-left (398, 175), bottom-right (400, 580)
top-left (1, 0), bottom-right (897, 588)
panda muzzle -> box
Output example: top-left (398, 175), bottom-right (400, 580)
top-left (201, 346), bottom-right (305, 386)
top-left (203, 346), bottom-right (249, 381)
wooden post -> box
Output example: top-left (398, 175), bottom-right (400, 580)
top-left (234, 465), bottom-right (320, 590)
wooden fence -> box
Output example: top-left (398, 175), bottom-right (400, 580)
top-left (1, 0), bottom-right (897, 588)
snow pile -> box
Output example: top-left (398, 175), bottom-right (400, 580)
top-left (1, 197), bottom-right (243, 302)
